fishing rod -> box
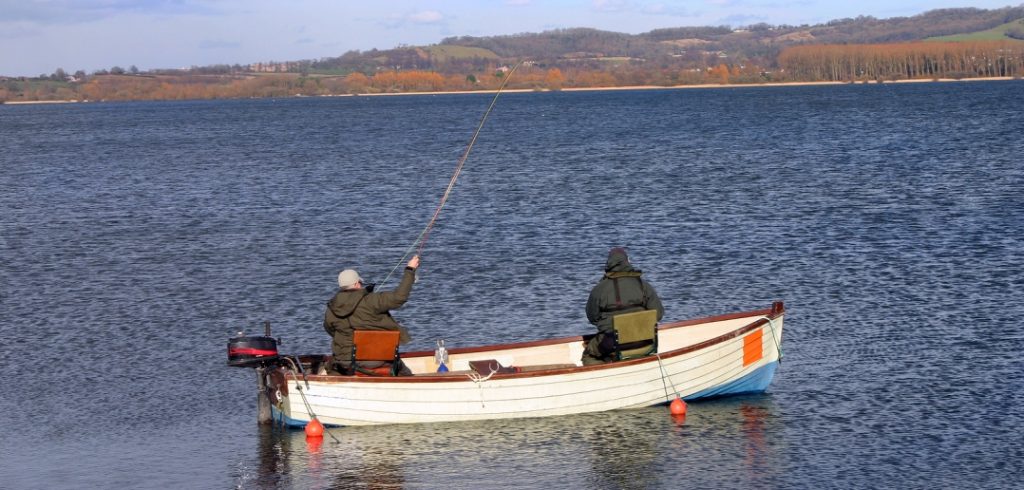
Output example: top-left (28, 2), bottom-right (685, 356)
top-left (378, 61), bottom-right (523, 287)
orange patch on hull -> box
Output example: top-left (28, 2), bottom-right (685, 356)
top-left (743, 329), bottom-right (763, 366)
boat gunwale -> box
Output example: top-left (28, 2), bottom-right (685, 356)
top-left (289, 302), bottom-right (784, 384)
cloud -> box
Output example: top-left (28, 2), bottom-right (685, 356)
top-left (641, 3), bottom-right (694, 16)
top-left (592, 0), bottom-right (629, 12)
top-left (407, 10), bottom-right (444, 24)
top-left (0, 0), bottom-right (221, 24)
top-left (379, 9), bottom-right (447, 30)
top-left (719, 13), bottom-right (767, 26)
top-left (0, 24), bottom-right (41, 38)
top-left (592, 0), bottom-right (693, 17)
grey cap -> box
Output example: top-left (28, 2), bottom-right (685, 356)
top-left (337, 269), bottom-right (363, 289)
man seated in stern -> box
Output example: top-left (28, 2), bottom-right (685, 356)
top-left (581, 247), bottom-right (664, 365)
top-left (323, 255), bottom-right (420, 376)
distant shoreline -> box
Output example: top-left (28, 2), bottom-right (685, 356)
top-left (3, 99), bottom-right (84, 105)
top-left (2, 76), bottom-right (1017, 105)
top-left (351, 76), bottom-right (1019, 97)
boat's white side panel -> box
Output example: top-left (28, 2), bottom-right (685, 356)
top-left (657, 316), bottom-right (761, 352)
top-left (279, 312), bottom-right (783, 426)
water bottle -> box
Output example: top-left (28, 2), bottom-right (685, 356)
top-left (434, 339), bottom-right (449, 373)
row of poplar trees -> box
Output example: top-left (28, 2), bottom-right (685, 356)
top-left (778, 41), bottom-right (1024, 81)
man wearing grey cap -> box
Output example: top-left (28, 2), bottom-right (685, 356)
top-left (323, 255), bottom-right (420, 375)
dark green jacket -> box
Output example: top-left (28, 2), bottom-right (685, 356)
top-left (323, 267), bottom-right (416, 361)
top-left (586, 250), bottom-right (664, 333)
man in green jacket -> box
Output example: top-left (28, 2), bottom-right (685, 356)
top-left (323, 255), bottom-right (420, 375)
top-left (582, 248), bottom-right (664, 365)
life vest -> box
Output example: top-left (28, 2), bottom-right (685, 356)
top-left (607, 276), bottom-right (646, 312)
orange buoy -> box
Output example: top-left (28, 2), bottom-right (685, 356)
top-left (305, 418), bottom-right (324, 438)
top-left (669, 396), bottom-right (687, 416)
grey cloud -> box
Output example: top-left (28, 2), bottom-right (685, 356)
top-left (0, 0), bottom-right (221, 24)
top-left (592, 0), bottom-right (695, 17)
top-left (0, 24), bottom-right (42, 38)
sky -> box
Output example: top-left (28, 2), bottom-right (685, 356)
top-left (1, 0), bottom-right (1020, 76)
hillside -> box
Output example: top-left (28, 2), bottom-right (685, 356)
top-left (306, 6), bottom-right (1024, 75)
top-left (4, 6), bottom-right (1024, 102)
top-left (928, 18), bottom-right (1024, 41)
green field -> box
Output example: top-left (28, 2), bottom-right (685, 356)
top-left (927, 19), bottom-right (1024, 41)
top-left (424, 45), bottom-right (499, 62)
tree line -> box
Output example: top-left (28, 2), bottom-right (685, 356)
top-left (3, 40), bottom-right (1024, 102)
top-left (778, 41), bottom-right (1024, 81)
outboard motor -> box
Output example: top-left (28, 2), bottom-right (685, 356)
top-left (227, 334), bottom-right (279, 367)
top-left (228, 322), bottom-right (279, 367)
top-left (227, 322), bottom-right (283, 425)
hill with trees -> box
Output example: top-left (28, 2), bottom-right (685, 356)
top-left (3, 6), bottom-right (1023, 103)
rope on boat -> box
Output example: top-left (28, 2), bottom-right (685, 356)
top-left (281, 357), bottom-right (342, 443)
top-left (466, 370), bottom-right (498, 408)
top-left (379, 61), bottom-right (523, 287)
top-left (651, 319), bottom-right (786, 403)
top-left (760, 316), bottom-right (784, 364)
top-left (654, 352), bottom-right (681, 401)
top-left (466, 370), bottom-right (497, 383)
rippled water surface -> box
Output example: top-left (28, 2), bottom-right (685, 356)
top-left (2, 82), bottom-right (1023, 489)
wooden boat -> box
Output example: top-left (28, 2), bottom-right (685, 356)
top-left (232, 302), bottom-right (784, 427)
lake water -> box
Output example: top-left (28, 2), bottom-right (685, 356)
top-left (2, 81), bottom-right (1023, 489)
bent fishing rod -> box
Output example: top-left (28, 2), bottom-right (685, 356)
top-left (377, 61), bottom-right (523, 287)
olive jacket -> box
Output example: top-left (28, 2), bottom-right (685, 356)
top-left (323, 267), bottom-right (416, 362)
top-left (585, 250), bottom-right (664, 334)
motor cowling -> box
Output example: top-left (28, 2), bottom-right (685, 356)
top-left (227, 335), bottom-right (279, 367)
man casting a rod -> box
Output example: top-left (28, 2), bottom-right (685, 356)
top-left (323, 255), bottom-right (420, 376)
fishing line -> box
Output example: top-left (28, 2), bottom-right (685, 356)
top-left (378, 61), bottom-right (523, 287)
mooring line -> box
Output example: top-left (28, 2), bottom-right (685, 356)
top-left (379, 61), bottom-right (523, 287)
top-left (282, 357), bottom-right (342, 443)
top-left (655, 352), bottom-right (681, 401)
top-left (760, 315), bottom-right (784, 364)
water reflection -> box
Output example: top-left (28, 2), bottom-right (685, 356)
top-left (244, 396), bottom-right (781, 489)
top-left (327, 446), bottom-right (406, 490)
top-left (251, 426), bottom-right (291, 489)
top-left (667, 395), bottom-right (784, 488)
top-left (740, 404), bottom-right (771, 478)
top-left (579, 411), bottom-right (662, 489)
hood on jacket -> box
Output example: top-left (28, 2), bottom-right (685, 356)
top-left (328, 289), bottom-right (368, 318)
top-left (605, 247), bottom-right (638, 273)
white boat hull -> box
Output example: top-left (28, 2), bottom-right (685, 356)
top-left (267, 303), bottom-right (784, 426)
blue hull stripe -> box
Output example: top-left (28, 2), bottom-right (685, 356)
top-left (682, 361), bottom-right (778, 401)
top-left (270, 406), bottom-right (313, 428)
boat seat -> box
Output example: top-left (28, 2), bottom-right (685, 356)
top-left (351, 330), bottom-right (402, 376)
top-left (611, 309), bottom-right (658, 361)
